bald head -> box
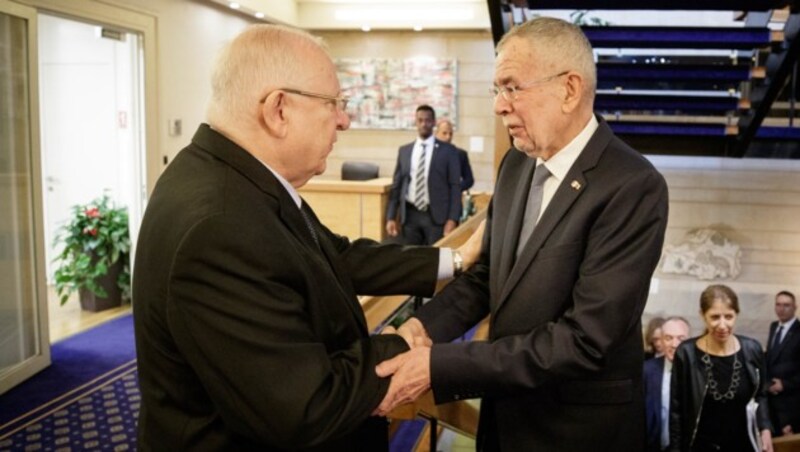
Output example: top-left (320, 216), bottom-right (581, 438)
top-left (435, 119), bottom-right (454, 143)
top-left (206, 24), bottom-right (329, 128)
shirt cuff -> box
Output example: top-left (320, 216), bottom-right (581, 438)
top-left (437, 248), bottom-right (454, 279)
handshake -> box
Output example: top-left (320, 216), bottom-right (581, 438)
top-left (373, 317), bottom-right (433, 416)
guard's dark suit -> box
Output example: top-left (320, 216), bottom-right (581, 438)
top-left (766, 320), bottom-right (800, 434)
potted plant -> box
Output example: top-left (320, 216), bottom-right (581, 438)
top-left (53, 194), bottom-right (132, 311)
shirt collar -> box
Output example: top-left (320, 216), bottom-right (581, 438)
top-left (537, 115), bottom-right (599, 180)
top-left (417, 135), bottom-right (435, 149)
top-left (664, 359), bottom-right (673, 373)
top-left (259, 161), bottom-right (302, 208)
top-left (780, 317), bottom-right (797, 330)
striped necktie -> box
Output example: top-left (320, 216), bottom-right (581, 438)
top-left (413, 143), bottom-right (428, 210)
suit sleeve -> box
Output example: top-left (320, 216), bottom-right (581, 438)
top-left (668, 345), bottom-right (688, 452)
top-left (751, 339), bottom-right (773, 432)
top-left (420, 166), bottom-right (669, 402)
top-left (459, 150), bottom-right (474, 192)
top-left (446, 147), bottom-right (463, 222)
top-left (321, 225), bottom-right (440, 297)
top-left (165, 214), bottom-right (409, 449)
top-left (386, 147), bottom-right (404, 221)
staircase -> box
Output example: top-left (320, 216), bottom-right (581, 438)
top-left (487, 0), bottom-right (800, 158)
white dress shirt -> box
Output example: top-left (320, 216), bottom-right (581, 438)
top-left (535, 115), bottom-right (599, 223)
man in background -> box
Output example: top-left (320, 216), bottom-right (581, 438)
top-left (644, 316), bottom-right (691, 451)
top-left (766, 290), bottom-right (800, 436)
top-left (434, 118), bottom-right (474, 193)
top-left (133, 24), bottom-right (481, 451)
top-left (374, 17), bottom-right (669, 451)
top-left (385, 105), bottom-right (462, 245)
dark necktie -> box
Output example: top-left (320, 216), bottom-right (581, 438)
top-left (299, 204), bottom-right (320, 249)
top-left (516, 164), bottom-right (552, 258)
top-left (413, 143), bottom-right (428, 211)
top-left (772, 325), bottom-right (783, 350)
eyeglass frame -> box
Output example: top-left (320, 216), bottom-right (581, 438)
top-left (260, 88), bottom-right (349, 112)
top-left (491, 70), bottom-right (570, 102)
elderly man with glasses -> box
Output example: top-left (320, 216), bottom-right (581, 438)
top-left (132, 24), bottom-right (483, 451)
top-left (375, 16), bottom-right (669, 452)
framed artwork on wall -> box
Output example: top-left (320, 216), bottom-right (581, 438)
top-left (336, 57), bottom-right (457, 129)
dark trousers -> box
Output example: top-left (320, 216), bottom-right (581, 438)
top-left (400, 203), bottom-right (444, 245)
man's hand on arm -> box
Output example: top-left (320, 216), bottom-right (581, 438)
top-left (372, 346), bottom-right (432, 416)
top-left (396, 317), bottom-right (432, 348)
top-left (380, 319), bottom-right (431, 349)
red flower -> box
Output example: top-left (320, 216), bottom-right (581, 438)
top-left (83, 227), bottom-right (98, 236)
top-left (85, 207), bottom-right (100, 218)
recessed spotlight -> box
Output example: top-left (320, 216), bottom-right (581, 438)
top-left (361, 25), bottom-right (371, 32)
top-left (413, 25), bottom-right (423, 31)
top-left (229, 2), bottom-right (240, 9)
top-left (255, 12), bottom-right (265, 19)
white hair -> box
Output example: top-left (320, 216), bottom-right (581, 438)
top-left (206, 24), bottom-right (329, 125)
top-left (498, 17), bottom-right (596, 98)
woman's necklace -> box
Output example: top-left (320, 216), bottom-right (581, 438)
top-left (701, 335), bottom-right (742, 401)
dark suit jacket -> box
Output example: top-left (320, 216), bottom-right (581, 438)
top-left (766, 319), bottom-right (800, 432)
top-left (133, 124), bottom-right (440, 451)
top-left (415, 117), bottom-right (669, 452)
top-left (644, 356), bottom-right (666, 452)
top-left (456, 147), bottom-right (474, 192)
top-left (385, 139), bottom-right (462, 225)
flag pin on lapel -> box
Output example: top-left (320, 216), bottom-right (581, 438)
top-left (571, 180), bottom-right (581, 190)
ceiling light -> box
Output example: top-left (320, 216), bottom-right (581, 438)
top-left (414, 25), bottom-right (423, 31)
top-left (336, 8), bottom-right (473, 22)
top-left (361, 25), bottom-right (371, 32)
top-left (254, 12), bottom-right (265, 19)
top-left (229, 2), bottom-right (240, 9)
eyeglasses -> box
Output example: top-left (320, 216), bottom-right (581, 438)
top-left (491, 71), bottom-right (569, 102)
top-left (261, 88), bottom-right (349, 112)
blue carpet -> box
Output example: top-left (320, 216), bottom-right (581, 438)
top-left (0, 314), bottom-right (137, 447)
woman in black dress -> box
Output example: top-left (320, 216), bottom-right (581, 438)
top-left (669, 284), bottom-right (773, 452)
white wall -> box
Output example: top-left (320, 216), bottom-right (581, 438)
top-left (105, 0), bottom-right (255, 164)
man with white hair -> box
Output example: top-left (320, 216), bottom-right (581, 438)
top-left (133, 24), bottom-right (481, 451)
top-left (375, 17), bottom-right (669, 451)
top-left (644, 316), bottom-right (691, 451)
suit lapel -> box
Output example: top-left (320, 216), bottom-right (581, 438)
top-left (300, 200), bottom-right (369, 334)
top-left (193, 124), bottom-right (369, 333)
top-left (770, 321), bottom-right (799, 362)
top-left (497, 118), bottom-right (612, 308)
top-left (499, 169), bottom-right (586, 305)
top-left (496, 157), bottom-right (536, 295)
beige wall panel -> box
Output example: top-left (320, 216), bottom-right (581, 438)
top-left (316, 30), bottom-right (497, 193)
top-left (666, 202), bottom-right (800, 232)
top-left (668, 186), bottom-right (800, 206)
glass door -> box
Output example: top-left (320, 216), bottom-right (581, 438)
top-left (0, 0), bottom-right (50, 395)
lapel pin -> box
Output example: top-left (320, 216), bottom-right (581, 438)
top-left (571, 180), bottom-right (581, 190)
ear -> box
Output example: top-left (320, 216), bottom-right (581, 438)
top-left (260, 90), bottom-right (289, 138)
top-left (561, 72), bottom-right (584, 114)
